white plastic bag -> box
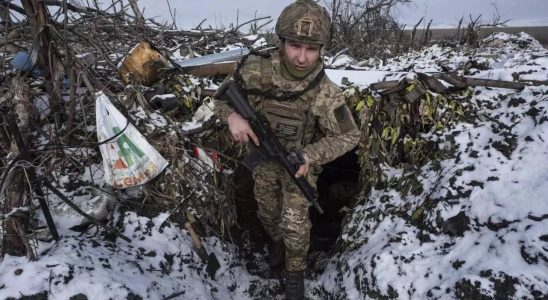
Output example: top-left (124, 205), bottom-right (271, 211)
top-left (96, 91), bottom-right (168, 189)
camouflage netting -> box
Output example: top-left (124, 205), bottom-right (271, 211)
top-left (314, 32), bottom-right (548, 299)
top-left (345, 78), bottom-right (476, 200)
top-left (341, 31), bottom-right (547, 222)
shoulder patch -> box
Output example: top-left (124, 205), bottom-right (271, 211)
top-left (334, 104), bottom-right (356, 134)
top-left (334, 104), bottom-right (348, 123)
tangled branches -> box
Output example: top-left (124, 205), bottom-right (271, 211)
top-left (0, 0), bottom-right (270, 258)
top-left (325, 0), bottom-right (411, 60)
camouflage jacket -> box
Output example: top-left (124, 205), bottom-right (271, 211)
top-left (214, 52), bottom-right (360, 166)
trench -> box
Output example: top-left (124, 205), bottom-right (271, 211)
top-left (231, 149), bottom-right (360, 275)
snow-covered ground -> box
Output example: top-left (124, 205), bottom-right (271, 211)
top-left (0, 32), bottom-right (547, 299)
top-left (317, 32), bottom-right (548, 299)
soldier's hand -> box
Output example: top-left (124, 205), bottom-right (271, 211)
top-left (227, 112), bottom-right (259, 146)
top-left (295, 153), bottom-right (311, 178)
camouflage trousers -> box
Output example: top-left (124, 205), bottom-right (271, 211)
top-left (252, 161), bottom-right (312, 272)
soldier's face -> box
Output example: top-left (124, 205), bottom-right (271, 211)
top-left (283, 40), bottom-right (321, 71)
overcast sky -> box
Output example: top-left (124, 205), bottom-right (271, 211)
top-left (138, 0), bottom-right (548, 30)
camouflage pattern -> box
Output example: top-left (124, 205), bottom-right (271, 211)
top-left (275, 0), bottom-right (331, 45)
top-left (215, 53), bottom-right (360, 164)
top-left (253, 161), bottom-right (311, 271)
top-left (214, 51), bottom-right (360, 272)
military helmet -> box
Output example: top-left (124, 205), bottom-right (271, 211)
top-left (275, 0), bottom-right (331, 45)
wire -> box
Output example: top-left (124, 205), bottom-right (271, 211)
top-left (29, 118), bottom-right (130, 151)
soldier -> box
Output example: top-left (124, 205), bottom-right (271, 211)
top-left (214, 0), bottom-right (360, 299)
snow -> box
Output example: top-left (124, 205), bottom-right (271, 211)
top-left (326, 70), bottom-right (407, 87)
top-left (1, 32), bottom-right (547, 299)
top-left (315, 32), bottom-right (548, 299)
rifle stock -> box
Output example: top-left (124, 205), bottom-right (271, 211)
top-left (222, 83), bottom-right (324, 214)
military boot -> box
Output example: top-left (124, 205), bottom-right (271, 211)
top-left (268, 239), bottom-right (285, 276)
top-left (285, 270), bottom-right (304, 300)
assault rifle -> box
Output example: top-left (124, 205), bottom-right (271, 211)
top-left (221, 83), bottom-right (324, 214)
